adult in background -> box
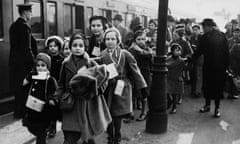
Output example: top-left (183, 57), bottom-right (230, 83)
top-left (113, 14), bottom-right (128, 44)
top-left (87, 16), bottom-right (107, 58)
top-left (192, 18), bottom-right (229, 118)
top-left (9, 3), bottom-right (38, 119)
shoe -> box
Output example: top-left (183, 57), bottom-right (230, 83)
top-left (214, 108), bottom-right (221, 118)
top-left (114, 138), bottom-right (121, 144)
top-left (177, 97), bottom-right (182, 104)
top-left (123, 115), bottom-right (134, 123)
top-left (136, 113), bottom-right (147, 121)
top-left (199, 106), bottom-right (210, 113)
top-left (170, 108), bottom-right (177, 114)
top-left (233, 95), bottom-right (239, 99)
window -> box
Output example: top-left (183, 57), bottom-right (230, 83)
top-left (0, 0), bottom-right (3, 38)
top-left (75, 5), bottom-right (84, 33)
top-left (86, 7), bottom-right (93, 26)
top-left (29, 1), bottom-right (43, 38)
top-left (64, 4), bottom-right (72, 37)
top-left (47, 2), bottom-right (57, 35)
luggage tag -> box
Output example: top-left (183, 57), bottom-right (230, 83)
top-left (92, 46), bottom-right (101, 56)
top-left (32, 71), bottom-right (49, 80)
top-left (114, 79), bottom-right (125, 96)
top-left (106, 63), bottom-right (118, 79)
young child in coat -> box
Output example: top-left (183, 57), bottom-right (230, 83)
top-left (22, 53), bottom-right (58, 144)
top-left (167, 43), bottom-right (186, 114)
top-left (54, 33), bottom-right (98, 144)
top-left (45, 35), bottom-right (64, 137)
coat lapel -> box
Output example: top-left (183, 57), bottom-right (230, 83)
top-left (65, 55), bottom-right (78, 74)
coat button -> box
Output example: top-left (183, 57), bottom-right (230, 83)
top-left (34, 81), bottom-right (38, 84)
top-left (32, 88), bottom-right (35, 92)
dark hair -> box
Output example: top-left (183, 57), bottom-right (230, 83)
top-left (170, 43), bottom-right (182, 54)
top-left (134, 29), bottom-right (145, 41)
top-left (89, 15), bottom-right (107, 31)
top-left (69, 33), bottom-right (85, 49)
top-left (149, 19), bottom-right (157, 27)
top-left (47, 38), bottom-right (62, 50)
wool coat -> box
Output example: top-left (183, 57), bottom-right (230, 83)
top-left (166, 56), bottom-right (185, 94)
top-left (23, 75), bottom-right (58, 130)
top-left (192, 29), bottom-right (229, 99)
top-left (9, 17), bottom-right (38, 91)
top-left (99, 47), bottom-right (147, 117)
top-left (54, 53), bottom-right (98, 133)
top-left (69, 65), bottom-right (112, 141)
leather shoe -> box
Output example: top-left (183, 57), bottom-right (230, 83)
top-left (214, 108), bottom-right (221, 118)
top-left (199, 106), bottom-right (210, 113)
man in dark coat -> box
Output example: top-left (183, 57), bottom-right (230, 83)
top-left (9, 3), bottom-right (38, 119)
top-left (192, 18), bottom-right (229, 118)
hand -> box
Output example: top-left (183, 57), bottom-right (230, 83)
top-left (49, 100), bottom-right (56, 106)
top-left (22, 78), bottom-right (29, 86)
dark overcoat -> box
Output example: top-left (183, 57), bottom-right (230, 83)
top-left (193, 29), bottom-right (229, 99)
top-left (9, 17), bottom-right (37, 91)
top-left (99, 47), bottom-right (147, 117)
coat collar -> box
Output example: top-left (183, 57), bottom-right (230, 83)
top-left (64, 54), bottom-right (88, 74)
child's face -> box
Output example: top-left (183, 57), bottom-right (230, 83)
top-left (90, 19), bottom-right (104, 36)
top-left (36, 60), bottom-right (48, 72)
top-left (105, 31), bottom-right (118, 49)
top-left (173, 48), bottom-right (182, 56)
top-left (136, 33), bottom-right (147, 48)
top-left (63, 42), bottom-right (71, 57)
top-left (48, 41), bottom-right (59, 55)
top-left (71, 39), bottom-right (85, 56)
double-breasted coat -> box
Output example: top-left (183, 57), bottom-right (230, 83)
top-left (99, 47), bottom-right (147, 117)
top-left (9, 17), bottom-right (38, 117)
top-left (192, 29), bottom-right (229, 99)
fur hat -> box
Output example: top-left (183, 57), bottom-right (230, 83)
top-left (69, 65), bottom-right (108, 100)
top-left (36, 52), bottom-right (51, 69)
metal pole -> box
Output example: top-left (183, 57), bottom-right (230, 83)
top-left (145, 0), bottom-right (168, 134)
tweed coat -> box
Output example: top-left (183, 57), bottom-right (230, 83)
top-left (99, 47), bottom-right (147, 116)
top-left (54, 53), bottom-right (97, 133)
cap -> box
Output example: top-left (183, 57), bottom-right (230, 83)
top-left (175, 24), bottom-right (185, 31)
top-left (113, 14), bottom-right (123, 21)
top-left (36, 53), bottom-right (51, 69)
top-left (17, 3), bottom-right (32, 12)
top-left (201, 18), bottom-right (216, 27)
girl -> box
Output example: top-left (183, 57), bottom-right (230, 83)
top-left (99, 28), bottom-right (147, 144)
top-left (22, 53), bottom-right (58, 144)
top-left (128, 29), bottom-right (153, 121)
top-left (87, 15), bottom-right (107, 57)
top-left (62, 39), bottom-right (71, 58)
top-left (167, 43), bottom-right (186, 114)
top-left (54, 33), bottom-right (97, 144)
top-left (45, 35), bottom-right (64, 137)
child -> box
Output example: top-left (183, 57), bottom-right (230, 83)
top-left (62, 39), bottom-right (71, 58)
top-left (167, 43), bottom-right (186, 114)
top-left (22, 53), bottom-right (58, 144)
top-left (54, 33), bottom-right (98, 144)
top-left (128, 29), bottom-right (153, 121)
top-left (99, 28), bottom-right (147, 144)
top-left (45, 35), bottom-right (64, 137)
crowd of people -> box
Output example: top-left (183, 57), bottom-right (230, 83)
top-left (8, 3), bottom-right (240, 144)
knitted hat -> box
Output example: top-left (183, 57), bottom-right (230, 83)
top-left (36, 52), bottom-right (51, 69)
top-left (45, 35), bottom-right (64, 48)
top-left (175, 24), bottom-right (185, 32)
top-left (192, 24), bottom-right (201, 29)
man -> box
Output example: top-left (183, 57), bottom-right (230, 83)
top-left (192, 18), bottom-right (229, 118)
top-left (113, 14), bottom-right (128, 44)
top-left (189, 24), bottom-right (203, 98)
top-left (9, 3), bottom-right (37, 119)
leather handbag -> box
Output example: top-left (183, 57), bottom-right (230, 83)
top-left (59, 92), bottom-right (74, 111)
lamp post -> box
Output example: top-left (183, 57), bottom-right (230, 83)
top-left (146, 0), bottom-right (169, 134)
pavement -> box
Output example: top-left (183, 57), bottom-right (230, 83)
top-left (1, 87), bottom-right (240, 144)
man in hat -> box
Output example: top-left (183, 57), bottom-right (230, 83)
top-left (113, 14), bottom-right (128, 44)
top-left (192, 18), bottom-right (229, 118)
top-left (9, 3), bottom-right (38, 119)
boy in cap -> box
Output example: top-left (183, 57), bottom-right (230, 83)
top-left (22, 53), bottom-right (58, 144)
top-left (9, 2), bottom-right (38, 119)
